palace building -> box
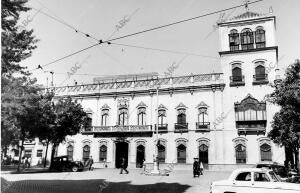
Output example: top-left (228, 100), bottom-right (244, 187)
top-left (16, 11), bottom-right (285, 170)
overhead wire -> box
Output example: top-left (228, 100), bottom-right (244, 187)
top-left (29, 0), bottom-right (264, 71)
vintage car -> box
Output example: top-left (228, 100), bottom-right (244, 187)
top-left (256, 162), bottom-right (288, 181)
top-left (210, 168), bottom-right (300, 193)
top-left (51, 156), bottom-right (84, 172)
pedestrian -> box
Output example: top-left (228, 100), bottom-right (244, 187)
top-left (193, 158), bottom-right (200, 177)
top-left (24, 157), bottom-right (30, 168)
top-left (140, 158), bottom-right (146, 174)
top-left (200, 161), bottom-right (204, 175)
top-left (87, 156), bottom-right (94, 171)
top-left (120, 157), bottom-right (129, 174)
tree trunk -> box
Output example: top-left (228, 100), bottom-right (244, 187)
top-left (17, 136), bottom-right (25, 173)
top-left (295, 148), bottom-right (299, 173)
top-left (43, 140), bottom-right (49, 168)
top-left (49, 143), bottom-right (57, 170)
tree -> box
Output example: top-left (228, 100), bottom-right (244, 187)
top-left (34, 94), bottom-right (88, 169)
top-left (1, 0), bottom-right (39, 159)
top-left (267, 59), bottom-right (300, 171)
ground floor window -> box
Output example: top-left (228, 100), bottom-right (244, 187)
top-left (36, 150), bottom-right (43, 157)
top-left (67, 145), bottom-right (74, 160)
top-left (83, 145), bottom-right (90, 163)
top-left (199, 144), bottom-right (208, 164)
top-left (99, 145), bottom-right (107, 162)
top-left (136, 145), bottom-right (145, 168)
top-left (260, 143), bottom-right (272, 161)
top-left (177, 144), bottom-right (186, 163)
top-left (24, 149), bottom-right (32, 158)
top-left (157, 145), bottom-right (165, 163)
top-left (236, 144), bottom-right (246, 163)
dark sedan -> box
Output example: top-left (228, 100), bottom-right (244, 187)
top-left (51, 156), bottom-right (84, 172)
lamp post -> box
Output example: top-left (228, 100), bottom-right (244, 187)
top-left (151, 86), bottom-right (160, 174)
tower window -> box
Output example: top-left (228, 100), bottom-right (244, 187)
top-left (241, 29), bottom-right (254, 50)
top-left (255, 27), bottom-right (266, 48)
top-left (229, 29), bottom-right (240, 51)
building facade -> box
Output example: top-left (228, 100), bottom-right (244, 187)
top-left (12, 11), bottom-right (285, 170)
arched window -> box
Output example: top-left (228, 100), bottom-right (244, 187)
top-left (99, 145), bottom-right (107, 162)
top-left (235, 144), bottom-right (246, 163)
top-left (85, 113), bottom-right (92, 131)
top-left (118, 108), bottom-right (128, 125)
top-left (255, 61), bottom-right (266, 81)
top-left (260, 143), bottom-right (272, 161)
top-left (101, 109), bottom-right (109, 126)
top-left (255, 27), bottom-right (266, 48)
top-left (241, 29), bottom-right (254, 50)
top-left (197, 107), bottom-right (209, 128)
top-left (231, 63), bottom-right (243, 82)
top-left (158, 109), bottom-right (166, 125)
top-left (137, 107), bottom-right (146, 125)
top-left (67, 145), bottom-right (74, 160)
top-left (177, 110), bottom-right (186, 124)
top-left (157, 145), bottom-right (166, 163)
top-left (82, 145), bottom-right (90, 163)
top-left (136, 145), bottom-right (145, 168)
top-left (229, 29), bottom-right (240, 51)
top-left (177, 144), bottom-right (187, 163)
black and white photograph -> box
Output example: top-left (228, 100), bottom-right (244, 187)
top-left (1, 0), bottom-right (300, 192)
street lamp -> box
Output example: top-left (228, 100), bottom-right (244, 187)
top-left (151, 86), bottom-right (160, 174)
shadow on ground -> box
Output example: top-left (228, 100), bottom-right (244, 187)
top-left (1, 177), bottom-right (191, 193)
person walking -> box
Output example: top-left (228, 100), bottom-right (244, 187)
top-left (87, 156), bottom-right (94, 171)
top-left (120, 157), bottom-right (129, 174)
top-left (193, 158), bottom-right (200, 177)
top-left (200, 161), bottom-right (204, 175)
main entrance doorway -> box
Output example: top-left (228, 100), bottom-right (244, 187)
top-left (136, 145), bottom-right (145, 168)
top-left (115, 142), bottom-right (128, 168)
top-left (199, 144), bottom-right (208, 169)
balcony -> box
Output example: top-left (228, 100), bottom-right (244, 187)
top-left (82, 125), bottom-right (153, 137)
top-left (230, 75), bottom-right (245, 87)
top-left (174, 123), bottom-right (188, 133)
top-left (196, 122), bottom-right (210, 132)
top-left (236, 120), bottom-right (267, 135)
top-left (253, 74), bottom-right (269, 85)
top-left (241, 43), bottom-right (254, 50)
top-left (256, 42), bottom-right (266, 48)
top-left (154, 124), bottom-right (168, 133)
top-left (229, 45), bottom-right (239, 51)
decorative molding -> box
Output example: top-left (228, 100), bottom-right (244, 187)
top-left (82, 139), bottom-right (92, 146)
top-left (175, 102), bottom-right (187, 110)
top-left (85, 107), bottom-right (93, 113)
top-left (136, 101), bottom-right (147, 109)
top-left (257, 137), bottom-right (271, 146)
top-left (135, 139), bottom-right (147, 147)
top-left (196, 101), bottom-right (209, 109)
top-left (98, 139), bottom-right (108, 147)
top-left (196, 138), bottom-right (210, 147)
top-left (235, 94), bottom-right (266, 111)
top-left (101, 104), bottom-right (110, 110)
top-left (154, 138), bottom-right (167, 147)
top-left (175, 138), bottom-right (188, 147)
top-left (232, 137), bottom-right (247, 146)
top-left (117, 97), bottom-right (129, 109)
top-left (158, 104), bottom-right (168, 110)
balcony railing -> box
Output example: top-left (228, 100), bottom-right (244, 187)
top-left (82, 125), bottom-right (153, 134)
top-left (241, 43), bottom-right (254, 50)
top-left (236, 120), bottom-right (267, 135)
top-left (256, 42), bottom-right (266, 48)
top-left (253, 74), bottom-right (269, 85)
top-left (155, 124), bottom-right (168, 133)
top-left (196, 122), bottom-right (210, 132)
top-left (174, 123), bottom-right (188, 133)
top-left (230, 75), bottom-right (245, 86)
top-left (229, 45), bottom-right (239, 51)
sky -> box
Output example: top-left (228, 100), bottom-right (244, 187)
top-left (19, 0), bottom-right (300, 87)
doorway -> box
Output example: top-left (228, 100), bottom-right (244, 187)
top-left (115, 142), bottom-right (128, 168)
top-left (199, 144), bottom-right (208, 169)
top-left (136, 145), bottom-right (145, 168)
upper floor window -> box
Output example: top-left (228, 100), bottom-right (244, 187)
top-left (229, 29), bottom-right (240, 51)
top-left (254, 61), bottom-right (267, 81)
top-left (241, 28), bottom-right (254, 50)
top-left (137, 107), bottom-right (146, 125)
top-left (85, 113), bottom-right (92, 131)
top-left (231, 63), bottom-right (243, 82)
top-left (177, 109), bottom-right (186, 124)
top-left (101, 109), bottom-right (109, 126)
top-left (158, 109), bottom-right (166, 125)
top-left (198, 107), bottom-right (208, 124)
top-left (118, 108), bottom-right (128, 126)
top-left (255, 27), bottom-right (266, 48)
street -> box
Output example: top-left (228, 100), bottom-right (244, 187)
top-left (1, 168), bottom-right (231, 193)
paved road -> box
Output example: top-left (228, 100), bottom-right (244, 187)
top-left (1, 168), bottom-right (231, 193)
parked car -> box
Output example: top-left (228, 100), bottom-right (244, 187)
top-left (256, 162), bottom-right (288, 181)
top-left (51, 156), bottom-right (84, 172)
top-left (210, 168), bottom-right (300, 193)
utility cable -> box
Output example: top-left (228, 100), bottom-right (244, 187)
top-left (30, 0), bottom-right (263, 70)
